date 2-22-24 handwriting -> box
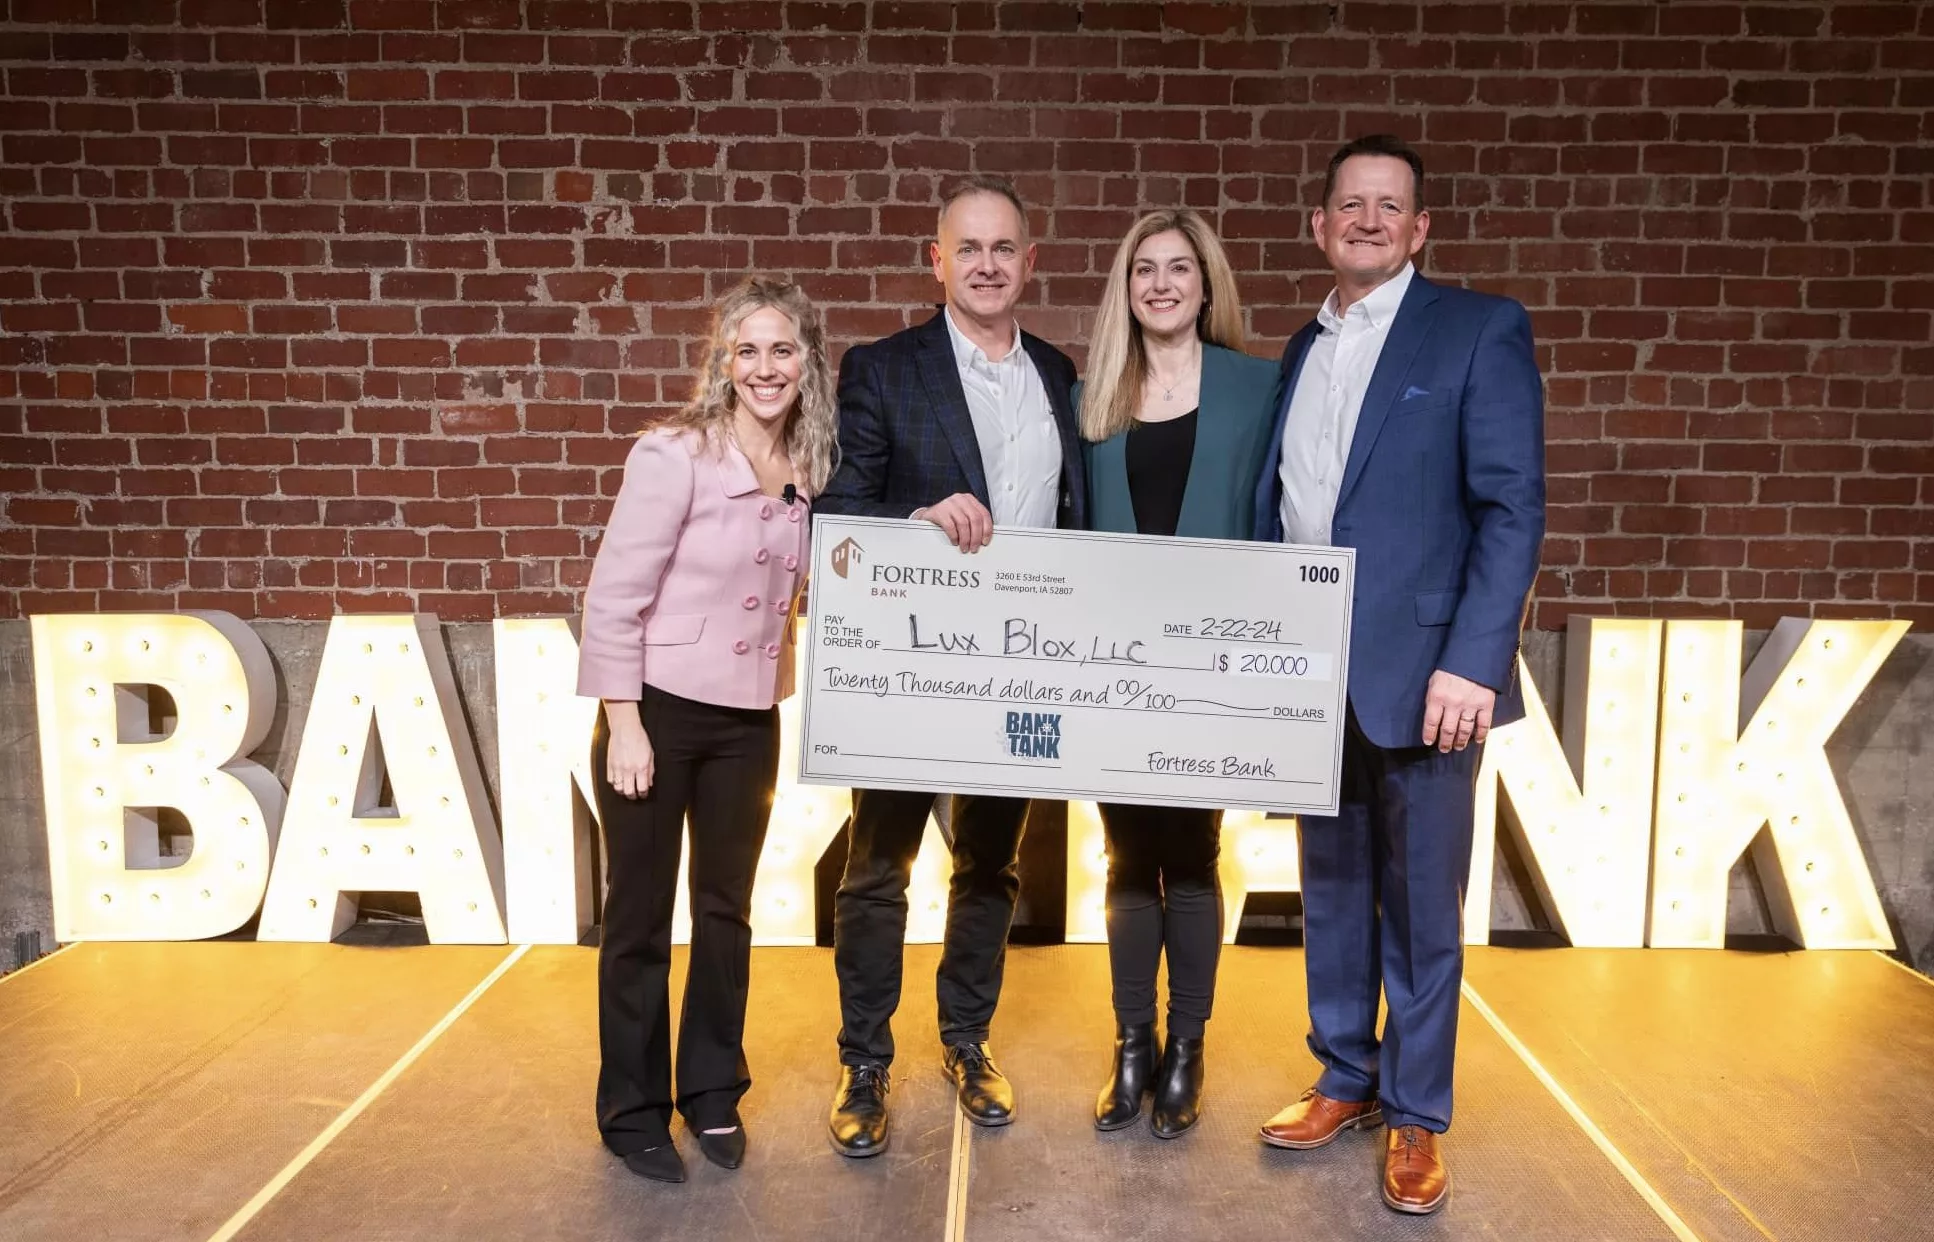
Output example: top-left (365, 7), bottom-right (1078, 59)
top-left (1173, 617), bottom-right (1284, 642)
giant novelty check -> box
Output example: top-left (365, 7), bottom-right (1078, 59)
top-left (799, 516), bottom-right (1354, 816)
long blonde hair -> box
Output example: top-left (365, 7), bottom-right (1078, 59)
top-left (1079, 211), bottom-right (1247, 442)
top-left (662, 276), bottom-right (839, 494)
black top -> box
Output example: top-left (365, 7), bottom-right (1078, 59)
top-left (1124, 409), bottom-right (1198, 538)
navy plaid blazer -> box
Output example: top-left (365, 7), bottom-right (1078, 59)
top-left (817, 310), bottom-right (1088, 530)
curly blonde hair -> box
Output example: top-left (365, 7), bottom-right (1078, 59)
top-left (662, 276), bottom-right (839, 494)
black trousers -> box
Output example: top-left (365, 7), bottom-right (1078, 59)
top-left (833, 789), bottom-right (1029, 1066)
top-left (1097, 803), bottom-right (1224, 1039)
top-left (590, 685), bottom-right (778, 1154)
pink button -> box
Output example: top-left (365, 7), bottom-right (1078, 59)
top-left (763, 643), bottom-right (780, 658)
top-left (787, 507), bottom-right (802, 523)
top-left (742, 595), bottom-right (759, 610)
top-left (783, 554), bottom-right (797, 570)
top-left (759, 504), bottom-right (773, 520)
top-left (773, 599), bottom-right (789, 613)
top-left (733, 639), bottom-right (750, 655)
top-left (754, 548), bottom-right (769, 564)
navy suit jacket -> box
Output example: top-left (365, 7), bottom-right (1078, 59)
top-left (818, 310), bottom-right (1088, 530)
top-left (1079, 344), bottom-right (1281, 540)
top-left (1253, 274), bottom-right (1546, 750)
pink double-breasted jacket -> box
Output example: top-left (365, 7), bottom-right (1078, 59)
top-left (576, 427), bottom-right (808, 710)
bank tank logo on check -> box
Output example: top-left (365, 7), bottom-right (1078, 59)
top-left (1004, 711), bottom-right (1062, 760)
top-left (830, 537), bottom-right (864, 580)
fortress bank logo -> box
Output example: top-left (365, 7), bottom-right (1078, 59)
top-left (1004, 711), bottom-right (1062, 759)
top-left (830, 537), bottom-right (863, 579)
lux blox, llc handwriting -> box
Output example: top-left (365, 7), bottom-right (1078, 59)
top-left (909, 614), bottom-right (1149, 665)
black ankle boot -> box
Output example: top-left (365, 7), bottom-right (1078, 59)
top-left (1150, 1035), bottom-right (1204, 1139)
top-left (1094, 1021), bottom-right (1157, 1131)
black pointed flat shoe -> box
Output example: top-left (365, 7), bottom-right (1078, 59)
top-left (622, 1144), bottom-right (686, 1183)
top-left (696, 1125), bottom-right (747, 1170)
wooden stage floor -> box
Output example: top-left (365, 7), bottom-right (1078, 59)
top-left (3, 940), bottom-right (1931, 1241)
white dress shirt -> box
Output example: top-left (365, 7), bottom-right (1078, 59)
top-left (944, 307), bottom-right (1063, 528)
top-left (1278, 263), bottom-right (1416, 546)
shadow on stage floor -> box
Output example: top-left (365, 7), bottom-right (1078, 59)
top-left (2, 940), bottom-right (1931, 1241)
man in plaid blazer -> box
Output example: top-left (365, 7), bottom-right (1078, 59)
top-left (816, 175), bottom-right (1087, 1158)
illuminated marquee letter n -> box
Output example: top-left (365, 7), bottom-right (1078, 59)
top-left (493, 618), bottom-right (601, 946)
top-left (30, 612), bottom-right (285, 941)
top-left (1649, 618), bottom-right (1905, 950)
top-left (261, 615), bottom-right (507, 944)
top-left (1467, 618), bottom-right (1662, 948)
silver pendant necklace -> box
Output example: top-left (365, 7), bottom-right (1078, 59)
top-left (1149, 350), bottom-right (1200, 402)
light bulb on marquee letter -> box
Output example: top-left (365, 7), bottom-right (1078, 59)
top-left (493, 619), bottom-right (601, 945)
top-left (1649, 618), bottom-right (1903, 950)
top-left (260, 615), bottom-right (507, 944)
top-left (30, 612), bottom-right (285, 941)
top-left (1467, 618), bottom-right (1662, 948)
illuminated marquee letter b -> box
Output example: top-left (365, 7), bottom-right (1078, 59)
top-left (30, 612), bottom-right (285, 941)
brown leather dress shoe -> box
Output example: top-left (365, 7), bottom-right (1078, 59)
top-left (1258, 1089), bottom-right (1384, 1149)
top-left (1383, 1125), bottom-right (1450, 1214)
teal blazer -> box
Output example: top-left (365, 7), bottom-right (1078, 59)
top-left (1078, 343), bottom-right (1283, 539)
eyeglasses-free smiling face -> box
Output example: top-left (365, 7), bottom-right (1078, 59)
top-left (1127, 228), bottom-right (1206, 343)
top-left (931, 190), bottom-right (1037, 330)
top-left (1312, 153), bottom-right (1430, 295)
top-left (729, 305), bottom-right (803, 430)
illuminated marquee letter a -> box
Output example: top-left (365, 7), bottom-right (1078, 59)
top-left (261, 615), bottom-right (507, 944)
top-left (1649, 618), bottom-right (1904, 949)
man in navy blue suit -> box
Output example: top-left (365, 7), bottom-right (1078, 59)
top-left (815, 176), bottom-right (1087, 1157)
top-left (1252, 135), bottom-right (1545, 1214)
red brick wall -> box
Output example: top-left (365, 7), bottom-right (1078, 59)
top-left (2, 1), bottom-right (1930, 628)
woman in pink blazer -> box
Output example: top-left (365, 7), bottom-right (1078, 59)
top-left (577, 276), bottom-right (837, 1183)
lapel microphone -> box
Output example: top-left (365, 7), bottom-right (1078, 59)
top-left (781, 483), bottom-right (798, 506)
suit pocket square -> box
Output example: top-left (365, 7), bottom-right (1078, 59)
top-left (1400, 385), bottom-right (1432, 401)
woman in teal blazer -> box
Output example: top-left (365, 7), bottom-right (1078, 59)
top-left (1076, 209), bottom-right (1282, 1140)
top-left (1082, 343), bottom-right (1281, 541)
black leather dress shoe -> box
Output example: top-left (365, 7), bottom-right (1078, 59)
top-left (1150, 1035), bottom-right (1204, 1139)
top-left (944, 1042), bottom-right (1015, 1127)
top-left (696, 1124), bottom-right (746, 1170)
top-left (622, 1144), bottom-right (686, 1183)
top-left (1094, 1022), bottom-right (1157, 1131)
top-left (828, 1063), bottom-right (891, 1158)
